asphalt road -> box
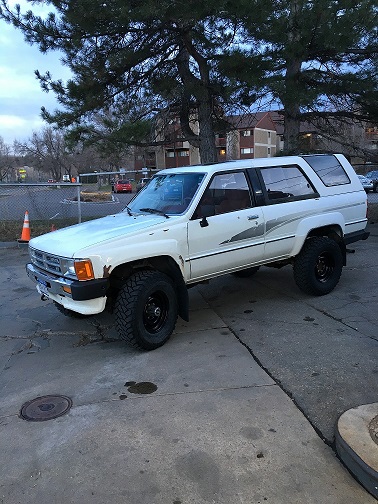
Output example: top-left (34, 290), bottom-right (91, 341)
top-left (1, 237), bottom-right (377, 503)
top-left (3, 225), bottom-right (376, 447)
top-left (197, 225), bottom-right (378, 444)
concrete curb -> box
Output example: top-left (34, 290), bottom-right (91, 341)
top-left (336, 403), bottom-right (378, 499)
top-left (0, 241), bottom-right (26, 249)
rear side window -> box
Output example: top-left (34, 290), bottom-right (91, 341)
top-left (260, 165), bottom-right (317, 202)
top-left (304, 155), bottom-right (350, 186)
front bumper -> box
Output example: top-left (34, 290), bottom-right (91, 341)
top-left (26, 263), bottom-right (109, 302)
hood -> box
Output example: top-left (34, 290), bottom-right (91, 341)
top-left (29, 212), bottom-right (168, 258)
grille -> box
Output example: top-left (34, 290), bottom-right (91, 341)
top-left (30, 248), bottom-right (63, 276)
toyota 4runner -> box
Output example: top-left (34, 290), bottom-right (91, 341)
top-left (26, 154), bottom-right (369, 350)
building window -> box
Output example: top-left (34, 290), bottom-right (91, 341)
top-left (241, 147), bottom-right (253, 154)
top-left (166, 151), bottom-right (175, 157)
top-left (241, 130), bottom-right (252, 137)
top-left (219, 149), bottom-right (226, 156)
top-left (178, 150), bottom-right (189, 157)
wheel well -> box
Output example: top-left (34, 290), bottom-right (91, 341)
top-left (306, 225), bottom-right (346, 265)
top-left (307, 224), bottom-right (342, 240)
top-left (108, 256), bottom-right (189, 321)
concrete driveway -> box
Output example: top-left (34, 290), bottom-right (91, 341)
top-left (0, 237), bottom-right (376, 503)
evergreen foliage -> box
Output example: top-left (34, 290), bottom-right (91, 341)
top-left (223, 0), bottom-right (378, 153)
top-left (0, 0), bottom-right (377, 157)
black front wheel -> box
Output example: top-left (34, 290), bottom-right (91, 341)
top-left (115, 270), bottom-right (178, 350)
top-left (293, 237), bottom-right (343, 296)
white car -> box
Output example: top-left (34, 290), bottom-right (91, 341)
top-left (357, 175), bottom-right (374, 192)
top-left (26, 154), bottom-right (369, 351)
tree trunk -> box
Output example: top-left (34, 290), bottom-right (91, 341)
top-left (197, 100), bottom-right (218, 164)
top-left (283, 95), bottom-right (301, 154)
top-left (282, 0), bottom-right (303, 154)
top-left (176, 37), bottom-right (218, 164)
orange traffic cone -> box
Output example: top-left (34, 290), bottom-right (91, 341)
top-left (18, 211), bottom-right (31, 243)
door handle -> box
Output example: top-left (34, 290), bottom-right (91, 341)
top-left (248, 215), bottom-right (259, 220)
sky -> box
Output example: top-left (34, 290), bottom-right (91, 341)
top-left (0, 1), bottom-right (70, 146)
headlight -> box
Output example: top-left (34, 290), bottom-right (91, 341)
top-left (60, 259), bottom-right (76, 277)
top-left (61, 258), bottom-right (94, 281)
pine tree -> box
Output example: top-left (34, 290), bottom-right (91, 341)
top-left (224, 0), bottom-right (378, 153)
top-left (0, 0), bottom-right (255, 163)
top-left (1, 0), bottom-right (377, 157)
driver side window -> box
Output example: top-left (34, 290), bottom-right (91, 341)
top-left (193, 171), bottom-right (251, 218)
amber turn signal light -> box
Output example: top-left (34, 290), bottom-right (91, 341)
top-left (74, 260), bottom-right (94, 281)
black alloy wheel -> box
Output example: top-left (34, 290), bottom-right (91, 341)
top-left (143, 291), bottom-right (169, 334)
top-left (115, 270), bottom-right (178, 350)
top-left (314, 250), bottom-right (336, 283)
top-left (293, 237), bottom-right (343, 296)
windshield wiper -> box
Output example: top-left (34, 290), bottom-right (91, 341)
top-left (139, 208), bottom-right (169, 218)
top-left (125, 206), bottom-right (132, 216)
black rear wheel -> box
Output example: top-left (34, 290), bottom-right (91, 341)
top-left (115, 270), bottom-right (178, 350)
top-left (293, 237), bottom-right (343, 296)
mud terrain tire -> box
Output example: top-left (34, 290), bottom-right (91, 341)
top-left (293, 237), bottom-right (343, 296)
top-left (115, 270), bottom-right (178, 350)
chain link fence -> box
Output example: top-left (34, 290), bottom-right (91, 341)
top-left (0, 180), bottom-right (134, 241)
top-left (1, 167), bottom-right (377, 241)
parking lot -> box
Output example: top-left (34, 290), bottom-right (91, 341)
top-left (0, 224), bottom-right (377, 503)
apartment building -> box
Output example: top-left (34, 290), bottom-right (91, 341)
top-left (131, 110), bottom-right (377, 171)
top-left (223, 113), bottom-right (277, 160)
top-left (133, 111), bottom-right (277, 170)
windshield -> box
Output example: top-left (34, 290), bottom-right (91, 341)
top-left (126, 172), bottom-right (206, 216)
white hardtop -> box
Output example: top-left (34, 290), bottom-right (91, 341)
top-left (155, 154), bottom-right (361, 195)
top-left (155, 154), bottom-right (351, 176)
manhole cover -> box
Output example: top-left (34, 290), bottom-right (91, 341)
top-left (369, 415), bottom-right (378, 446)
top-left (20, 395), bottom-right (72, 422)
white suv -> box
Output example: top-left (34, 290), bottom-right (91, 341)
top-left (26, 154), bottom-right (369, 350)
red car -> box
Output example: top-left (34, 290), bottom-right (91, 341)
top-left (113, 179), bottom-right (132, 193)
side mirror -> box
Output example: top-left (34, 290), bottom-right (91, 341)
top-left (199, 204), bottom-right (214, 227)
top-left (200, 216), bottom-right (208, 228)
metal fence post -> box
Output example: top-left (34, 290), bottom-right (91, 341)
top-left (77, 184), bottom-right (82, 223)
